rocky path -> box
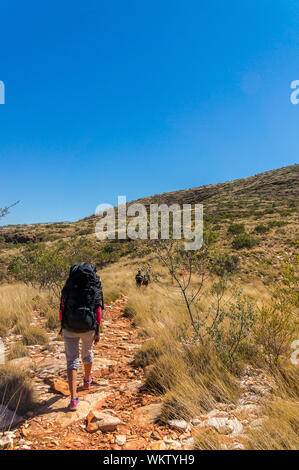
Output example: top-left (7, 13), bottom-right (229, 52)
top-left (1, 297), bottom-right (192, 450)
top-left (1, 297), bottom-right (274, 450)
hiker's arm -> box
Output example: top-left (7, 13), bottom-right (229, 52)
top-left (59, 296), bottom-right (64, 335)
top-left (94, 306), bottom-right (101, 342)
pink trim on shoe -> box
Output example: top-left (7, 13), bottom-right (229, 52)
top-left (69, 397), bottom-right (79, 411)
top-left (83, 375), bottom-right (92, 390)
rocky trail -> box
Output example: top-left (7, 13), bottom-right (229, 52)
top-left (1, 297), bottom-right (274, 450)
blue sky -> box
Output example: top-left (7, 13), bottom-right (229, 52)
top-left (0, 0), bottom-right (298, 225)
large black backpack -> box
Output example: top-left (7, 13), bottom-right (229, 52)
top-left (61, 263), bottom-right (103, 333)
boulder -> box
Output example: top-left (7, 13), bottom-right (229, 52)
top-left (86, 410), bottom-right (120, 433)
top-left (203, 416), bottom-right (243, 436)
top-left (134, 402), bottom-right (162, 425)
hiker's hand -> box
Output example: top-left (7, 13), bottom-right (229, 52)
top-left (94, 333), bottom-right (100, 343)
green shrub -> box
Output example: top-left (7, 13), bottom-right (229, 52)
top-left (267, 220), bottom-right (288, 228)
top-left (232, 233), bottom-right (257, 249)
top-left (203, 230), bottom-right (219, 245)
top-left (210, 253), bottom-right (239, 276)
top-left (22, 326), bottom-right (49, 345)
top-left (254, 298), bottom-right (297, 366)
top-left (254, 224), bottom-right (270, 234)
top-left (228, 223), bottom-right (245, 235)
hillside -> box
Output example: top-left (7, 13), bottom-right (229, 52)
top-left (0, 164), bottom-right (298, 283)
top-left (0, 164), bottom-right (298, 451)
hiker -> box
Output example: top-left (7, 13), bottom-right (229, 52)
top-left (143, 272), bottom-right (150, 286)
top-left (59, 263), bottom-right (104, 411)
top-left (135, 270), bottom-right (143, 287)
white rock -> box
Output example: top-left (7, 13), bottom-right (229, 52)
top-left (191, 418), bottom-right (202, 425)
top-left (205, 409), bottom-right (228, 419)
top-left (184, 437), bottom-right (194, 449)
top-left (233, 442), bottom-right (245, 450)
top-left (0, 435), bottom-right (14, 449)
top-left (115, 435), bottom-right (126, 446)
top-left (163, 438), bottom-right (182, 448)
top-left (168, 420), bottom-right (188, 432)
top-left (227, 417), bottom-right (243, 436)
top-left (205, 417), bottom-right (231, 434)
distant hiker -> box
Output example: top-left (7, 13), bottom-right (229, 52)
top-left (59, 263), bottom-right (104, 411)
top-left (142, 274), bottom-right (149, 286)
top-left (145, 272), bottom-right (150, 286)
top-left (135, 270), bottom-right (143, 287)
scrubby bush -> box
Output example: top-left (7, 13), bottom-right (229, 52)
top-left (232, 233), bottom-right (257, 249)
top-left (104, 288), bottom-right (122, 305)
top-left (228, 223), bottom-right (245, 235)
top-left (22, 326), bottom-right (49, 346)
top-left (45, 310), bottom-right (60, 330)
top-left (267, 220), bottom-right (288, 228)
top-left (123, 302), bottom-right (137, 319)
top-left (0, 364), bottom-right (37, 414)
top-left (161, 391), bottom-right (193, 422)
top-left (145, 355), bottom-right (180, 394)
top-left (133, 339), bottom-right (162, 368)
top-left (206, 293), bottom-right (257, 368)
top-left (8, 342), bottom-right (28, 360)
top-left (254, 294), bottom-right (297, 366)
top-left (203, 230), bottom-right (219, 245)
top-left (209, 253), bottom-right (239, 276)
top-left (13, 318), bottom-right (31, 335)
top-left (254, 224), bottom-right (270, 234)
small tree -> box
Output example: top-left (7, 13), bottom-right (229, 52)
top-left (153, 240), bottom-right (209, 341)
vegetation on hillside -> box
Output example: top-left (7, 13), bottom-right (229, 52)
top-left (0, 165), bottom-right (298, 447)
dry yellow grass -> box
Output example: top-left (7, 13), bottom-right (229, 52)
top-left (0, 283), bottom-right (53, 337)
top-left (247, 399), bottom-right (299, 450)
top-left (99, 255), bottom-right (298, 450)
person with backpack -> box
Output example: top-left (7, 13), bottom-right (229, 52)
top-left (135, 270), bottom-right (143, 287)
top-left (59, 263), bottom-right (104, 411)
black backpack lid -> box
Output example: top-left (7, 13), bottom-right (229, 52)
top-left (69, 263), bottom-right (97, 276)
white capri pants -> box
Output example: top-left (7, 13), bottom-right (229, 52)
top-left (63, 329), bottom-right (95, 370)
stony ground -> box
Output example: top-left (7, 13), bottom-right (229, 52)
top-left (1, 297), bottom-right (275, 450)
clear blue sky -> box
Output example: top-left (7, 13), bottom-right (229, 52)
top-left (0, 0), bottom-right (298, 226)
